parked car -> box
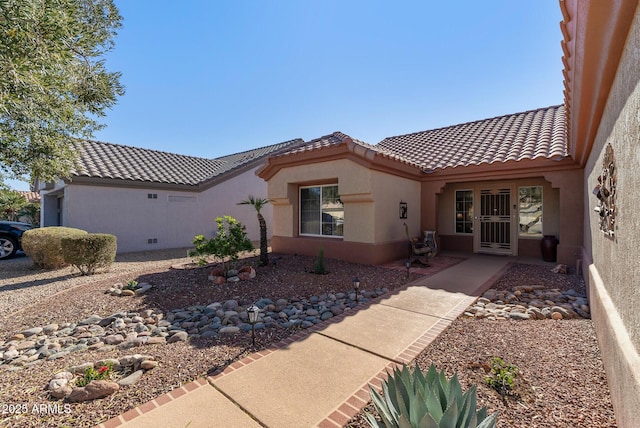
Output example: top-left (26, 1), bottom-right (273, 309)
top-left (0, 220), bottom-right (34, 260)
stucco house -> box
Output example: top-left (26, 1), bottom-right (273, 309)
top-left (258, 106), bottom-right (581, 267)
top-left (39, 138), bottom-right (304, 253)
top-left (258, 0), bottom-right (640, 422)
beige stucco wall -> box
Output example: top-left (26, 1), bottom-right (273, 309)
top-left (52, 166), bottom-right (271, 253)
top-left (268, 158), bottom-right (421, 245)
top-left (583, 5), bottom-right (640, 426)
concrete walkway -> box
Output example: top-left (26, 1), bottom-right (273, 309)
top-left (97, 254), bottom-right (511, 428)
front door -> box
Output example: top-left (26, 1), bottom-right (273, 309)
top-left (477, 188), bottom-right (513, 255)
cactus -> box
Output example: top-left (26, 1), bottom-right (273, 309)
top-left (366, 363), bottom-right (498, 428)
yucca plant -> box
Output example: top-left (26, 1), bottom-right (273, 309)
top-left (366, 363), bottom-right (498, 428)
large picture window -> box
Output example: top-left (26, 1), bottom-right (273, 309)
top-left (300, 185), bottom-right (344, 237)
top-left (455, 190), bottom-right (474, 234)
top-left (518, 186), bottom-right (543, 236)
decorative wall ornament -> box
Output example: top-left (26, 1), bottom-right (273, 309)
top-left (592, 143), bottom-right (616, 236)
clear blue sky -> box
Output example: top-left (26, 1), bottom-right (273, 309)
top-left (9, 1), bottom-right (564, 190)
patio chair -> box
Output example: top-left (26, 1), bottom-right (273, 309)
top-left (404, 223), bottom-right (436, 266)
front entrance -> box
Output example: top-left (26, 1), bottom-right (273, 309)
top-left (476, 187), bottom-right (514, 255)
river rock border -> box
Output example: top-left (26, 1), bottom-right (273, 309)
top-left (464, 285), bottom-right (590, 320)
top-left (1, 287), bottom-right (389, 370)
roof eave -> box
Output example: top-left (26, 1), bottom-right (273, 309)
top-left (561, 0), bottom-right (638, 167)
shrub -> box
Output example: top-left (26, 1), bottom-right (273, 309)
top-left (189, 216), bottom-right (253, 273)
top-left (76, 362), bottom-right (113, 387)
top-left (367, 363), bottom-right (498, 428)
top-left (124, 280), bottom-right (139, 291)
top-left (313, 247), bottom-right (328, 274)
top-left (22, 227), bottom-right (88, 269)
top-left (61, 233), bottom-right (117, 275)
top-left (485, 357), bottom-right (518, 399)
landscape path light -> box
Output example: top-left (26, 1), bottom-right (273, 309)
top-left (353, 277), bottom-right (360, 303)
top-left (405, 259), bottom-right (411, 278)
top-left (247, 304), bottom-right (260, 348)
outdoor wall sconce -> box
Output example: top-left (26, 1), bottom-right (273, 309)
top-left (593, 143), bottom-right (616, 236)
top-left (399, 201), bottom-right (408, 219)
top-left (247, 304), bottom-right (260, 347)
top-left (352, 277), bottom-right (360, 303)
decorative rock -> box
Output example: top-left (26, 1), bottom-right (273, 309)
top-left (146, 337), bottom-right (166, 345)
top-left (68, 380), bottom-right (119, 402)
top-left (79, 315), bottom-right (103, 325)
top-left (238, 266), bottom-right (256, 280)
top-left (121, 289), bottom-right (136, 297)
top-left (227, 276), bottom-right (240, 283)
top-left (219, 326), bottom-right (240, 334)
top-left (212, 276), bottom-right (227, 285)
top-left (117, 370), bottom-right (144, 386)
top-left (104, 334), bottom-right (125, 345)
top-left (71, 362), bottom-right (94, 374)
top-left (140, 360), bottom-right (158, 370)
top-left (135, 284), bottom-right (153, 295)
top-left (21, 327), bottom-right (43, 337)
top-left (226, 269), bottom-right (239, 277)
top-left (167, 331), bottom-right (188, 343)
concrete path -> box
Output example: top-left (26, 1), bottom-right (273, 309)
top-left (97, 254), bottom-right (511, 428)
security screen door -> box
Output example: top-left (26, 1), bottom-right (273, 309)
top-left (478, 188), bottom-right (513, 254)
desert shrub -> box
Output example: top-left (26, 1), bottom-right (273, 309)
top-left (61, 233), bottom-right (117, 275)
top-left (189, 216), bottom-right (253, 273)
top-left (367, 364), bottom-right (498, 428)
top-left (22, 227), bottom-right (88, 269)
top-left (313, 247), bottom-right (327, 274)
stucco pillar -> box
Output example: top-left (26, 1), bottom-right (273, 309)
top-left (420, 180), bottom-right (446, 231)
top-left (544, 169), bottom-right (584, 266)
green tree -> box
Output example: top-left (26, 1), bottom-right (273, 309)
top-left (0, 188), bottom-right (27, 221)
top-left (18, 202), bottom-right (40, 226)
top-left (238, 195), bottom-right (270, 266)
top-left (0, 0), bottom-right (124, 184)
top-left (189, 216), bottom-right (254, 273)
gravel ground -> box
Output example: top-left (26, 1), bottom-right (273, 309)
top-left (0, 253), bottom-right (615, 427)
top-left (347, 264), bottom-right (617, 428)
top-left (0, 250), bottom-right (426, 427)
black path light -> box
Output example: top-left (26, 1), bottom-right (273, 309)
top-left (247, 304), bottom-right (260, 347)
top-left (353, 277), bottom-right (360, 303)
top-left (405, 259), bottom-right (411, 278)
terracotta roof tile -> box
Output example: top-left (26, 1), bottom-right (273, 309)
top-left (72, 138), bottom-right (304, 186)
top-left (378, 105), bottom-right (567, 171)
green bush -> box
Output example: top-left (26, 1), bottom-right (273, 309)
top-left (367, 364), bottom-right (498, 428)
top-left (189, 216), bottom-right (253, 273)
top-left (22, 227), bottom-right (88, 269)
top-left (61, 233), bottom-right (117, 275)
top-left (313, 247), bottom-right (327, 274)
top-left (485, 357), bottom-right (518, 398)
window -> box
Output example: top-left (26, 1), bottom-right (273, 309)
top-left (300, 185), bottom-right (343, 237)
top-left (455, 190), bottom-right (473, 234)
top-left (519, 186), bottom-right (543, 236)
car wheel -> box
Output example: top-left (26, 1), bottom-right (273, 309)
top-left (0, 236), bottom-right (18, 260)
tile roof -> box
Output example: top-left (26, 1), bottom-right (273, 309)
top-left (378, 105), bottom-right (567, 172)
top-left (72, 138), bottom-right (304, 186)
top-left (17, 191), bottom-right (40, 203)
top-left (271, 131), bottom-right (424, 169)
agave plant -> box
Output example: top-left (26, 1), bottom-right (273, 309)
top-left (366, 363), bottom-right (498, 428)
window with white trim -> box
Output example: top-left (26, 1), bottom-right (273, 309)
top-left (300, 185), bottom-right (343, 237)
top-left (518, 186), bottom-right (543, 236)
